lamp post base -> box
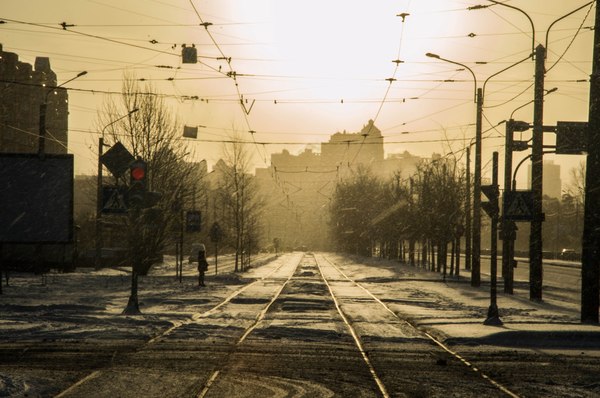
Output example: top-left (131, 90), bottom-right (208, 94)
top-left (484, 304), bottom-right (503, 326)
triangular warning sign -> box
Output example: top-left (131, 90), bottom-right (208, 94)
top-left (505, 191), bottom-right (533, 221)
top-left (102, 188), bottom-right (128, 213)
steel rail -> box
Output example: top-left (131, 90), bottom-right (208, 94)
top-left (55, 253), bottom-right (293, 397)
top-left (318, 253), bottom-right (521, 398)
top-left (314, 254), bottom-right (391, 398)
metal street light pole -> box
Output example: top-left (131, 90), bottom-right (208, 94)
top-left (465, 139), bottom-right (476, 272)
top-left (95, 108), bottom-right (139, 268)
top-left (38, 71), bottom-right (87, 157)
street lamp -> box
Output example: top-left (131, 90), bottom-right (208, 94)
top-left (427, 48), bottom-right (534, 289)
top-left (426, 52), bottom-right (483, 287)
top-left (95, 108), bottom-right (139, 268)
top-left (38, 71), bottom-right (87, 156)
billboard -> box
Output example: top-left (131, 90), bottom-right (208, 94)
top-left (0, 154), bottom-right (74, 243)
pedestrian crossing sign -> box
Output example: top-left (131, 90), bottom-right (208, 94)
top-left (102, 186), bottom-right (128, 214)
top-left (503, 191), bottom-right (534, 221)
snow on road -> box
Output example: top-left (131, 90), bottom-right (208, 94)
top-left (1, 251), bottom-right (599, 396)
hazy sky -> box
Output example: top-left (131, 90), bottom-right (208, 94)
top-left (0, 0), bottom-right (595, 187)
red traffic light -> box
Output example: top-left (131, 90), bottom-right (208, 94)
top-left (130, 166), bottom-right (145, 181)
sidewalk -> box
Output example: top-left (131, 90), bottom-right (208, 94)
top-left (349, 254), bottom-right (600, 352)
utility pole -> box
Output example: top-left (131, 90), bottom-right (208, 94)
top-left (96, 136), bottom-right (105, 268)
top-left (465, 146), bottom-right (472, 272)
top-left (472, 88), bottom-right (483, 287)
top-left (581, 3), bottom-right (600, 323)
top-left (530, 44), bottom-right (546, 301)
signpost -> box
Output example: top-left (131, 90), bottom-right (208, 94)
top-left (209, 222), bottom-right (223, 274)
top-left (483, 152), bottom-right (502, 326)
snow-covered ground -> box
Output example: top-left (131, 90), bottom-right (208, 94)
top-left (1, 252), bottom-right (598, 345)
top-left (1, 252), bottom-right (599, 396)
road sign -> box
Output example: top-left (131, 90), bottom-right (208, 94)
top-left (186, 211), bottom-right (201, 232)
top-left (102, 186), bottom-right (128, 213)
top-left (100, 142), bottom-right (135, 178)
top-left (481, 184), bottom-right (499, 218)
top-left (209, 222), bottom-right (223, 242)
top-left (556, 121), bottom-right (587, 155)
top-left (503, 191), bottom-right (534, 221)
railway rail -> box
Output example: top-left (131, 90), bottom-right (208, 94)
top-left (4, 251), bottom-right (592, 396)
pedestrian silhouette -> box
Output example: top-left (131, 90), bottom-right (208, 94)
top-left (197, 244), bottom-right (208, 287)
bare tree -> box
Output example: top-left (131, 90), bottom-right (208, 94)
top-left (215, 135), bottom-right (263, 271)
top-left (566, 160), bottom-right (586, 204)
top-left (97, 73), bottom-right (196, 273)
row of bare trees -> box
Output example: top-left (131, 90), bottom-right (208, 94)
top-left (329, 157), bottom-right (466, 274)
top-left (330, 156), bottom-right (588, 272)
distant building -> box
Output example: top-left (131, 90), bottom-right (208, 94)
top-left (255, 120), bottom-right (424, 251)
top-left (321, 119), bottom-right (384, 170)
top-left (527, 160), bottom-right (562, 199)
top-left (0, 44), bottom-right (68, 154)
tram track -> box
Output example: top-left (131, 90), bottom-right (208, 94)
top-left (4, 251), bottom-right (587, 396)
top-left (54, 253), bottom-right (300, 398)
top-left (315, 252), bottom-right (520, 398)
top-left (55, 251), bottom-right (523, 397)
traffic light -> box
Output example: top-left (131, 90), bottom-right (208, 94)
top-left (128, 158), bottom-right (147, 207)
top-left (507, 119), bottom-right (530, 133)
top-left (181, 44), bottom-right (197, 64)
top-left (507, 119), bottom-right (531, 152)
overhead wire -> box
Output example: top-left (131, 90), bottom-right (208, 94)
top-left (2, 3), bottom-right (594, 185)
top-left (347, 2), bottom-right (412, 168)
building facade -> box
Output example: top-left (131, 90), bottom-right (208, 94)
top-left (255, 120), bottom-right (423, 251)
top-left (527, 160), bottom-right (562, 199)
top-left (0, 44), bottom-right (68, 154)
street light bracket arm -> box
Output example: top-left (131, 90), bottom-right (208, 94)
top-left (101, 108), bottom-right (139, 138)
top-left (512, 150), bottom-right (556, 189)
top-left (426, 53), bottom-right (477, 102)
top-left (44, 71), bottom-right (88, 102)
top-left (482, 54), bottom-right (531, 99)
top-left (486, 0), bottom-right (535, 57)
top-left (545, 1), bottom-right (594, 53)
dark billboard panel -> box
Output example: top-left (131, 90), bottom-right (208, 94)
top-left (0, 154), bottom-right (74, 243)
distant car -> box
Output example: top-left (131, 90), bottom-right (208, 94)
top-left (560, 249), bottom-right (578, 261)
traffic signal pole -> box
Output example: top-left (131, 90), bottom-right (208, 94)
top-left (581, 3), bottom-right (600, 323)
top-left (502, 123), bottom-right (514, 294)
top-left (530, 44), bottom-right (546, 301)
top-left (484, 152), bottom-right (502, 326)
